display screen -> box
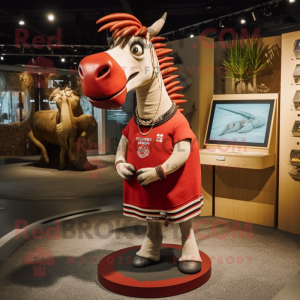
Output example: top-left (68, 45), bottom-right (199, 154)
top-left (206, 100), bottom-right (275, 147)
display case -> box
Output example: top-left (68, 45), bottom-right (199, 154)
top-left (294, 39), bottom-right (300, 59)
top-left (290, 149), bottom-right (300, 167)
top-left (0, 64), bottom-right (98, 157)
top-left (292, 120), bottom-right (300, 136)
top-left (200, 94), bottom-right (279, 227)
top-left (292, 90), bottom-right (300, 110)
top-left (289, 165), bottom-right (300, 181)
top-left (293, 64), bottom-right (300, 84)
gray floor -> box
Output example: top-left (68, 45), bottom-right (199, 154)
top-left (0, 211), bottom-right (300, 300)
top-left (0, 156), bottom-right (300, 299)
top-left (0, 155), bottom-right (122, 200)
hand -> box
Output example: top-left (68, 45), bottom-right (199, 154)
top-left (136, 168), bottom-right (159, 186)
top-left (116, 163), bottom-right (135, 180)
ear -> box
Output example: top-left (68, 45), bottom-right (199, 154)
top-left (147, 12), bottom-right (167, 39)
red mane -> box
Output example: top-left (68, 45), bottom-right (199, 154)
top-left (96, 13), bottom-right (186, 112)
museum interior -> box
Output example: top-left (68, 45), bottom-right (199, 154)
top-left (0, 0), bottom-right (300, 299)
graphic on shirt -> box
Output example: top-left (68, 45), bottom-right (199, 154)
top-left (156, 134), bottom-right (163, 142)
top-left (137, 145), bottom-right (150, 158)
top-left (136, 137), bottom-right (152, 159)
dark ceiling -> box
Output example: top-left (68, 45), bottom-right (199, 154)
top-left (1, 0), bottom-right (300, 69)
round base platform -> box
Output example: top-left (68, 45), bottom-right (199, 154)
top-left (98, 244), bottom-right (211, 298)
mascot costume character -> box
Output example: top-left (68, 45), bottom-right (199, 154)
top-left (79, 12), bottom-right (203, 274)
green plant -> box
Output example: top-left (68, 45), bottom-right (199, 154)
top-left (247, 38), bottom-right (270, 92)
top-left (222, 37), bottom-right (270, 93)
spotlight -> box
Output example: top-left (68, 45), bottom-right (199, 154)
top-left (19, 20), bottom-right (25, 25)
top-left (48, 14), bottom-right (54, 21)
top-left (240, 18), bottom-right (246, 24)
top-left (288, 0), bottom-right (296, 3)
top-left (189, 28), bottom-right (197, 38)
top-left (1, 56), bottom-right (4, 60)
top-left (263, 6), bottom-right (273, 17)
top-left (74, 62), bottom-right (77, 65)
top-left (61, 58), bottom-right (65, 62)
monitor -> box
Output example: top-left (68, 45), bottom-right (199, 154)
top-left (205, 99), bottom-right (275, 148)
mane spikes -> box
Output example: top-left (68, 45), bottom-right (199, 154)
top-left (121, 26), bottom-right (139, 38)
top-left (158, 57), bottom-right (174, 64)
top-left (163, 75), bottom-right (179, 85)
top-left (96, 13), bottom-right (142, 25)
top-left (110, 20), bottom-right (141, 32)
top-left (97, 13), bottom-right (146, 39)
top-left (151, 36), bottom-right (187, 111)
top-left (96, 13), bottom-right (187, 111)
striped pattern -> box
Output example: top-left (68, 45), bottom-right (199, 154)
top-left (123, 196), bottom-right (204, 223)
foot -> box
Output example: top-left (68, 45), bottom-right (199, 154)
top-left (132, 255), bottom-right (157, 268)
top-left (178, 261), bottom-right (202, 274)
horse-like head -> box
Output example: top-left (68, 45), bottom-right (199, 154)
top-left (79, 12), bottom-right (177, 109)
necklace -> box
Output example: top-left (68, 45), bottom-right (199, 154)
top-left (135, 102), bottom-right (177, 128)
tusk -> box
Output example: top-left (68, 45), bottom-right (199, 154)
top-left (147, 12), bottom-right (167, 38)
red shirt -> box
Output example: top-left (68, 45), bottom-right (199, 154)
top-left (121, 111), bottom-right (203, 223)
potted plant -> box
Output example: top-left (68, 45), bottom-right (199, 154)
top-left (222, 37), bottom-right (270, 93)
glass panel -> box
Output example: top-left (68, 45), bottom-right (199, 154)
top-left (0, 91), bottom-right (29, 124)
top-left (80, 94), bottom-right (98, 122)
top-left (105, 90), bottom-right (135, 153)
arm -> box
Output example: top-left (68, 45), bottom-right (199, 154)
top-left (115, 135), bottom-right (136, 180)
top-left (137, 139), bottom-right (191, 186)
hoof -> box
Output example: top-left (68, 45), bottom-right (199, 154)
top-left (178, 261), bottom-right (202, 274)
top-left (132, 255), bottom-right (156, 268)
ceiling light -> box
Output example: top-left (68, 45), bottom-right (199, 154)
top-left (61, 58), bottom-right (65, 62)
top-left (48, 14), bottom-right (54, 21)
top-left (264, 6), bottom-right (273, 17)
top-left (288, 0), bottom-right (296, 3)
top-left (240, 18), bottom-right (246, 24)
top-left (190, 34), bottom-right (194, 38)
top-left (0, 56), bottom-right (4, 60)
top-left (19, 20), bottom-right (25, 25)
top-left (74, 62), bottom-right (77, 65)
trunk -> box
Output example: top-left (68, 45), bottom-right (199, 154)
top-left (244, 81), bottom-right (248, 93)
top-left (232, 78), bottom-right (235, 93)
top-left (239, 80), bottom-right (246, 94)
top-left (253, 74), bottom-right (257, 93)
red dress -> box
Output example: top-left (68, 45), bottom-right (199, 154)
top-left (121, 110), bottom-right (203, 223)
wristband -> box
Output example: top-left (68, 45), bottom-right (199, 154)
top-left (155, 165), bottom-right (167, 180)
top-left (115, 160), bottom-right (126, 170)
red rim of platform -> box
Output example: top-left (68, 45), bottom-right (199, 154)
top-left (98, 243), bottom-right (212, 298)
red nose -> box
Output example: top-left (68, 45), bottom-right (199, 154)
top-left (79, 52), bottom-right (127, 109)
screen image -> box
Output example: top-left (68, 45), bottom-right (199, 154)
top-left (206, 100), bottom-right (275, 147)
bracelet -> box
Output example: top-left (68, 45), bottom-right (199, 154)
top-left (155, 165), bottom-right (167, 180)
top-left (115, 160), bottom-right (126, 170)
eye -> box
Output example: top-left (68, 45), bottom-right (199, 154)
top-left (130, 42), bottom-right (143, 56)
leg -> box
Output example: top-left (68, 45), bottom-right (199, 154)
top-left (59, 148), bottom-right (66, 170)
top-left (178, 219), bottom-right (202, 274)
top-left (179, 219), bottom-right (201, 262)
top-left (132, 222), bottom-right (163, 267)
top-left (28, 131), bottom-right (49, 163)
top-left (39, 142), bottom-right (48, 162)
top-left (67, 137), bottom-right (77, 167)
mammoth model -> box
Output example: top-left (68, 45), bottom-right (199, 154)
top-left (28, 87), bottom-right (97, 170)
top-left (79, 12), bottom-right (203, 274)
